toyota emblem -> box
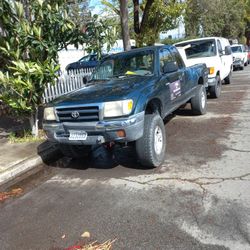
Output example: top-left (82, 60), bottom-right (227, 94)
top-left (71, 111), bottom-right (80, 119)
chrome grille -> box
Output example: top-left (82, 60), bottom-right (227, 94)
top-left (56, 106), bottom-right (99, 122)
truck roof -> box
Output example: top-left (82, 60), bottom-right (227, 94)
top-left (106, 45), bottom-right (173, 58)
top-left (175, 37), bottom-right (228, 46)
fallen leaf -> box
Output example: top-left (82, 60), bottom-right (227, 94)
top-left (0, 188), bottom-right (23, 202)
top-left (81, 231), bottom-right (90, 238)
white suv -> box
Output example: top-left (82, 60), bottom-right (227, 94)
top-left (175, 37), bottom-right (233, 98)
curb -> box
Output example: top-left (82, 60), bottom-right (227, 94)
top-left (0, 156), bottom-right (44, 186)
top-left (0, 142), bottom-right (60, 186)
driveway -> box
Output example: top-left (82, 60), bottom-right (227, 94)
top-left (0, 68), bottom-right (250, 250)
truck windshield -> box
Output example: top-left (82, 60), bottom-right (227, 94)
top-left (231, 46), bottom-right (242, 53)
top-left (177, 39), bottom-right (216, 59)
top-left (91, 50), bottom-right (154, 80)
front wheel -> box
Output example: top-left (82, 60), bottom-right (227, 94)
top-left (136, 114), bottom-right (166, 167)
top-left (210, 75), bottom-right (221, 98)
top-left (224, 71), bottom-right (232, 85)
top-left (59, 144), bottom-right (92, 158)
top-left (191, 85), bottom-right (207, 115)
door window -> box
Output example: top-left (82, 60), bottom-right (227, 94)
top-left (217, 40), bottom-right (223, 54)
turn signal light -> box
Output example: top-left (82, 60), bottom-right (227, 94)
top-left (116, 130), bottom-right (126, 138)
top-left (209, 67), bottom-right (215, 75)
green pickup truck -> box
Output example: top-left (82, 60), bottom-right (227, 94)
top-left (43, 45), bottom-right (208, 167)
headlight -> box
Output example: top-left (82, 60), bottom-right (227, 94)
top-left (44, 107), bottom-right (56, 121)
top-left (104, 100), bottom-right (133, 118)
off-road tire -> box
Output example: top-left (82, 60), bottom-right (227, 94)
top-left (59, 144), bottom-right (92, 158)
top-left (224, 71), bottom-right (232, 85)
top-left (136, 114), bottom-right (166, 167)
top-left (244, 62), bottom-right (248, 67)
top-left (191, 85), bottom-right (207, 115)
top-left (210, 75), bottom-right (221, 98)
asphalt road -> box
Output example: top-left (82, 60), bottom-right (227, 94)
top-left (1, 67), bottom-right (250, 250)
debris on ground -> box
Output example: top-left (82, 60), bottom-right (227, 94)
top-left (0, 188), bottom-right (23, 202)
top-left (81, 232), bottom-right (90, 238)
top-left (66, 239), bottom-right (115, 250)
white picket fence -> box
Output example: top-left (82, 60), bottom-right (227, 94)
top-left (43, 68), bottom-right (94, 103)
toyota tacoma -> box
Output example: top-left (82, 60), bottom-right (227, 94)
top-left (43, 45), bottom-right (208, 167)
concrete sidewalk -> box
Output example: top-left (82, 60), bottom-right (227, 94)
top-left (0, 138), bottom-right (59, 186)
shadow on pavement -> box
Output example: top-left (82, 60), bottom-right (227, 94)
top-left (46, 143), bottom-right (155, 171)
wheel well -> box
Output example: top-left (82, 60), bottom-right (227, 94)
top-left (145, 99), bottom-right (162, 116)
top-left (198, 77), bottom-right (203, 85)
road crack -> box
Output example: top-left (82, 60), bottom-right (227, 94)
top-left (117, 173), bottom-right (250, 193)
top-left (227, 147), bottom-right (250, 153)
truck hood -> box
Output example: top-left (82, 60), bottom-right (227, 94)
top-left (51, 76), bottom-right (155, 107)
top-left (183, 56), bottom-right (219, 68)
top-left (232, 52), bottom-right (245, 60)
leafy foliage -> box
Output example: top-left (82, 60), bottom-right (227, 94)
top-left (184, 0), bottom-right (246, 39)
top-left (135, 0), bottom-right (184, 46)
top-left (0, 0), bottom-right (116, 135)
top-left (84, 14), bottom-right (117, 58)
top-left (102, 0), bottom-right (184, 47)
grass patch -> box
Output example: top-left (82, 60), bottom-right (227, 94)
top-left (8, 130), bottom-right (45, 143)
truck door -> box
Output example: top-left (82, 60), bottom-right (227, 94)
top-left (217, 39), bottom-right (227, 80)
top-left (158, 48), bottom-right (183, 113)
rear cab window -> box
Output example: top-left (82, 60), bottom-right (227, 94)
top-left (159, 48), bottom-right (175, 74)
top-left (169, 47), bottom-right (185, 69)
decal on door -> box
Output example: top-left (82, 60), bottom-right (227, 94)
top-left (170, 80), bottom-right (181, 100)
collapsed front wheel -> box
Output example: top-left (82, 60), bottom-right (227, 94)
top-left (59, 144), bottom-right (92, 158)
top-left (136, 114), bottom-right (166, 167)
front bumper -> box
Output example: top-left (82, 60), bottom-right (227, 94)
top-left (43, 111), bottom-right (144, 145)
top-left (207, 77), bottom-right (217, 87)
top-left (233, 60), bottom-right (244, 68)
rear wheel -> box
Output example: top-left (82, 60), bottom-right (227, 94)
top-left (191, 85), bottom-right (207, 115)
top-left (210, 75), bottom-right (221, 98)
top-left (136, 114), bottom-right (166, 167)
top-left (59, 144), bottom-right (92, 158)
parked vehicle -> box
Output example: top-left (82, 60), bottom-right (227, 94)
top-left (65, 54), bottom-right (106, 71)
top-left (245, 45), bottom-right (250, 64)
top-left (231, 44), bottom-right (248, 70)
top-left (175, 37), bottom-right (233, 98)
top-left (43, 45), bottom-right (208, 167)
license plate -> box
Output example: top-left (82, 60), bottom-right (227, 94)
top-left (69, 130), bottom-right (88, 141)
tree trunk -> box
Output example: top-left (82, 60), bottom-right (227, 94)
top-left (119, 0), bottom-right (131, 51)
top-left (139, 0), bottom-right (154, 35)
top-left (29, 109), bottom-right (39, 137)
top-left (133, 0), bottom-right (140, 34)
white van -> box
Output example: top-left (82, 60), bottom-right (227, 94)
top-left (175, 37), bottom-right (233, 98)
top-left (231, 44), bottom-right (248, 70)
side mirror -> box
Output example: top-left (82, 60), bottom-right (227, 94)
top-left (225, 46), bottom-right (232, 55)
top-left (163, 61), bottom-right (178, 74)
